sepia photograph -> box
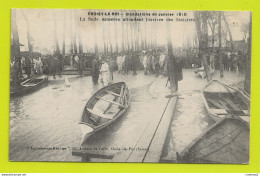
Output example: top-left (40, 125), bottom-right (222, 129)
top-left (10, 9), bottom-right (251, 163)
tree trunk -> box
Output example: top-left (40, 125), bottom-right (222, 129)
top-left (21, 9), bottom-right (33, 57)
top-left (70, 10), bottom-right (74, 55)
top-left (108, 20), bottom-right (113, 53)
top-left (11, 9), bottom-right (20, 60)
top-left (94, 24), bottom-right (98, 53)
top-left (244, 12), bottom-right (252, 94)
top-left (62, 10), bottom-right (66, 68)
top-left (114, 20), bottom-right (118, 53)
top-left (53, 10), bottom-right (60, 54)
top-left (72, 10), bottom-right (77, 54)
top-left (102, 21), bottom-right (107, 53)
top-left (223, 13), bottom-right (234, 52)
top-left (194, 11), bottom-right (211, 82)
top-left (166, 22), bottom-right (177, 93)
top-left (121, 13), bottom-right (125, 52)
top-left (218, 11), bottom-right (223, 78)
top-left (77, 11), bottom-right (83, 54)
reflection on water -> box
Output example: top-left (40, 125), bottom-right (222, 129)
top-left (9, 73), bottom-right (157, 161)
top-left (9, 70), bottom-right (245, 162)
top-left (161, 91), bottom-right (215, 161)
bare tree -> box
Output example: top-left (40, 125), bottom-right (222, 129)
top-left (244, 12), bottom-right (252, 94)
top-left (53, 10), bottom-right (60, 54)
top-left (62, 10), bottom-right (66, 68)
top-left (223, 13), bottom-right (234, 52)
top-left (121, 10), bottom-right (125, 52)
top-left (11, 9), bottom-right (20, 60)
top-left (194, 11), bottom-right (211, 82)
top-left (240, 23), bottom-right (249, 41)
top-left (21, 9), bottom-right (33, 57)
top-left (166, 22), bottom-right (177, 93)
top-left (70, 10), bottom-right (74, 55)
top-left (75, 11), bottom-right (83, 54)
top-left (218, 11), bottom-right (223, 78)
top-left (102, 21), bottom-right (107, 53)
top-left (72, 10), bottom-right (78, 54)
top-left (114, 20), bottom-right (119, 53)
top-left (207, 12), bottom-right (217, 52)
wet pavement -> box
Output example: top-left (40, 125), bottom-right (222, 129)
top-left (9, 69), bottom-right (245, 162)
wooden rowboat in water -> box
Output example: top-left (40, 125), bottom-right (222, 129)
top-left (202, 80), bottom-right (250, 123)
top-left (79, 82), bottom-right (130, 145)
top-left (10, 75), bottom-right (48, 97)
top-left (177, 115), bottom-right (249, 164)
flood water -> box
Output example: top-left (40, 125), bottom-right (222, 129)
top-left (9, 69), bottom-right (245, 162)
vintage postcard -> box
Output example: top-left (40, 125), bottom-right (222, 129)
top-left (10, 9), bottom-right (251, 163)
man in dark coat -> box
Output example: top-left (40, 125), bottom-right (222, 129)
top-left (11, 57), bottom-right (22, 89)
top-left (124, 53), bottom-right (132, 75)
top-left (132, 52), bottom-right (138, 75)
top-left (175, 56), bottom-right (183, 91)
top-left (91, 56), bottom-right (100, 85)
top-left (24, 56), bottom-right (31, 78)
top-left (78, 54), bottom-right (85, 77)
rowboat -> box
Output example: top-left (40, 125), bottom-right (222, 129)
top-left (177, 115), bottom-right (249, 164)
top-left (10, 75), bottom-right (48, 97)
top-left (79, 82), bottom-right (130, 145)
top-left (202, 80), bottom-right (250, 123)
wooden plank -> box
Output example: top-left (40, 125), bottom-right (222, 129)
top-left (239, 116), bottom-right (250, 123)
top-left (243, 110), bottom-right (250, 115)
top-left (23, 83), bottom-right (37, 87)
top-left (211, 109), bottom-right (228, 115)
top-left (106, 90), bottom-right (120, 97)
top-left (87, 108), bottom-right (113, 119)
top-left (143, 97), bottom-right (178, 163)
top-left (224, 98), bottom-right (240, 111)
top-left (65, 78), bottom-right (71, 87)
top-left (207, 99), bottom-right (228, 109)
top-left (21, 76), bottom-right (36, 85)
top-left (218, 100), bottom-right (229, 110)
top-left (96, 96), bottom-right (125, 108)
top-left (111, 96), bottom-right (170, 162)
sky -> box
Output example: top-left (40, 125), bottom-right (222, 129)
top-left (12, 9), bottom-right (250, 54)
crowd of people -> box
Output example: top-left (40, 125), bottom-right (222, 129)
top-left (10, 47), bottom-right (247, 89)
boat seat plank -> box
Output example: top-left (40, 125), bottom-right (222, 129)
top-left (242, 110), bottom-right (250, 115)
top-left (96, 96), bottom-right (125, 108)
top-left (239, 116), bottom-right (250, 123)
top-left (223, 98), bottom-right (241, 111)
top-left (218, 100), bottom-right (229, 110)
top-left (87, 108), bottom-right (113, 119)
top-left (207, 99), bottom-right (228, 110)
top-left (23, 83), bottom-right (37, 87)
top-left (106, 90), bottom-right (120, 97)
top-left (211, 109), bottom-right (228, 115)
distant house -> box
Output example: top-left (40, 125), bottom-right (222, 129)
top-left (208, 34), bottom-right (247, 52)
top-left (226, 40), bottom-right (248, 52)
